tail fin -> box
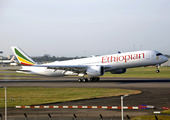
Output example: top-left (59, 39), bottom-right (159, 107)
top-left (10, 56), bottom-right (15, 62)
top-left (11, 46), bottom-right (36, 66)
top-left (10, 56), bottom-right (20, 65)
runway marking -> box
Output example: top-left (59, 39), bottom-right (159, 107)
top-left (154, 111), bottom-right (161, 114)
top-left (15, 105), bottom-right (154, 109)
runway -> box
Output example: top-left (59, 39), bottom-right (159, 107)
top-left (0, 77), bottom-right (170, 119)
top-left (0, 77), bottom-right (170, 88)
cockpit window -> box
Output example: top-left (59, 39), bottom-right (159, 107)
top-left (156, 53), bottom-right (163, 56)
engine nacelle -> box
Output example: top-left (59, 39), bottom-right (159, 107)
top-left (110, 69), bottom-right (126, 74)
top-left (86, 66), bottom-right (104, 77)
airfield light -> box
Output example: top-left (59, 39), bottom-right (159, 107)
top-left (121, 94), bottom-right (130, 120)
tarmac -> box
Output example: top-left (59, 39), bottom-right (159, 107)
top-left (0, 66), bottom-right (170, 120)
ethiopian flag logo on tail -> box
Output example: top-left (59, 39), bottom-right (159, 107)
top-left (14, 47), bottom-right (36, 66)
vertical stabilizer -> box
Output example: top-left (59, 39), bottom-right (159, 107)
top-left (10, 56), bottom-right (15, 62)
top-left (11, 46), bottom-right (36, 66)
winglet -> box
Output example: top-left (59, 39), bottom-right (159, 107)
top-left (11, 46), bottom-right (36, 66)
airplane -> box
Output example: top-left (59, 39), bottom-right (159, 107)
top-left (0, 56), bottom-right (15, 65)
top-left (11, 46), bottom-right (168, 82)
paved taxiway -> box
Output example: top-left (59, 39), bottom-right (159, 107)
top-left (0, 67), bottom-right (170, 119)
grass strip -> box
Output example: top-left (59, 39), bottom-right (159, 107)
top-left (161, 110), bottom-right (170, 114)
top-left (102, 67), bottom-right (170, 78)
top-left (0, 73), bottom-right (37, 76)
top-left (0, 87), bottom-right (141, 108)
top-left (0, 77), bottom-right (43, 80)
top-left (131, 115), bottom-right (170, 120)
top-left (0, 67), bottom-right (170, 79)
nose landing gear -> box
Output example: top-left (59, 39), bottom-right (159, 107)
top-left (156, 64), bottom-right (160, 73)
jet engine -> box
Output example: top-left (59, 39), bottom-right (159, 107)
top-left (86, 66), bottom-right (104, 77)
top-left (110, 69), bottom-right (126, 74)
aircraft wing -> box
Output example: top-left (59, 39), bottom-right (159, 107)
top-left (33, 64), bottom-right (113, 73)
top-left (16, 69), bottom-right (33, 72)
top-left (33, 65), bottom-right (88, 73)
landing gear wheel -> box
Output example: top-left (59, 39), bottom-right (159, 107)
top-left (156, 64), bottom-right (160, 73)
top-left (82, 78), bottom-right (88, 82)
top-left (90, 77), bottom-right (100, 82)
top-left (156, 70), bottom-right (160, 73)
top-left (90, 77), bottom-right (94, 81)
top-left (78, 78), bottom-right (83, 82)
top-left (96, 77), bottom-right (100, 81)
top-left (78, 78), bottom-right (88, 82)
top-left (85, 78), bottom-right (88, 82)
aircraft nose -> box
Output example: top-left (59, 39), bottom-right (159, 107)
top-left (164, 56), bottom-right (168, 62)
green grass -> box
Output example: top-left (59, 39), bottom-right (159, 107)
top-left (102, 67), bottom-right (170, 78)
top-left (0, 67), bottom-right (170, 79)
top-left (130, 104), bottom-right (170, 120)
top-left (162, 110), bottom-right (170, 114)
top-left (0, 87), bottom-right (141, 108)
top-left (131, 115), bottom-right (170, 120)
top-left (0, 72), bottom-right (37, 76)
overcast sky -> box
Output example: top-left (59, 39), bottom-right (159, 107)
top-left (0, 0), bottom-right (170, 57)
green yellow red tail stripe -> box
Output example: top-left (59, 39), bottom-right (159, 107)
top-left (17, 56), bottom-right (35, 66)
top-left (11, 46), bottom-right (36, 66)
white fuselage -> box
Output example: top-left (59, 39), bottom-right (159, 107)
top-left (18, 50), bottom-right (168, 77)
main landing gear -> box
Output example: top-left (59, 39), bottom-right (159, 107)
top-left (78, 77), bottom-right (88, 82)
top-left (89, 77), bottom-right (100, 82)
top-left (156, 64), bottom-right (160, 73)
top-left (78, 77), bottom-right (100, 82)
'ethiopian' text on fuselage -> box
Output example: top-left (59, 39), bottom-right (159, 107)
top-left (102, 53), bottom-right (145, 63)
